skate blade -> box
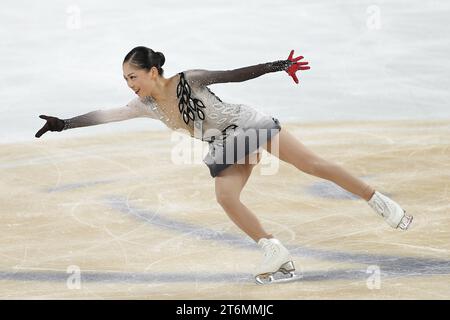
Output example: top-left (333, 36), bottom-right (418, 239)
top-left (270, 273), bottom-right (303, 284)
top-left (279, 261), bottom-right (295, 273)
top-left (255, 272), bottom-right (302, 285)
top-left (255, 263), bottom-right (303, 285)
top-left (398, 212), bottom-right (413, 230)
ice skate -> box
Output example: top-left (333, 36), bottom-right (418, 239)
top-left (254, 238), bottom-right (302, 285)
top-left (368, 191), bottom-right (413, 230)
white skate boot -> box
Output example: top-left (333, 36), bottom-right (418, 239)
top-left (368, 191), bottom-right (413, 230)
top-left (254, 238), bottom-right (301, 285)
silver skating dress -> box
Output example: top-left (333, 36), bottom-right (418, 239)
top-left (63, 60), bottom-right (291, 177)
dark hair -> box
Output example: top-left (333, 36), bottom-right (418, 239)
top-left (123, 46), bottom-right (165, 76)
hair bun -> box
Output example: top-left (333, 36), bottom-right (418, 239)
top-left (156, 51), bottom-right (165, 67)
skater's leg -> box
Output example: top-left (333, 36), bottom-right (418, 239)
top-left (263, 129), bottom-right (412, 229)
top-left (215, 155), bottom-right (271, 242)
top-left (215, 156), bottom-right (298, 283)
top-left (263, 129), bottom-right (375, 201)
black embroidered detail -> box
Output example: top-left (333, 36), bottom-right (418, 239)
top-left (177, 72), bottom-right (206, 125)
top-left (207, 124), bottom-right (238, 143)
top-left (206, 87), bottom-right (223, 102)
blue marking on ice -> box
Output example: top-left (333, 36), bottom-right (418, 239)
top-left (303, 176), bottom-right (392, 201)
top-left (45, 179), bottom-right (115, 193)
top-left (103, 196), bottom-right (450, 278)
top-left (3, 196), bottom-right (448, 284)
top-left (304, 180), bottom-right (360, 200)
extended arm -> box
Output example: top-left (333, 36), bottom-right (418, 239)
top-left (187, 60), bottom-right (292, 86)
top-left (187, 50), bottom-right (310, 86)
top-left (62, 105), bottom-right (142, 130)
top-left (35, 98), bottom-right (157, 138)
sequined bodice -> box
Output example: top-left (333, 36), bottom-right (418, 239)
top-left (143, 72), bottom-right (252, 143)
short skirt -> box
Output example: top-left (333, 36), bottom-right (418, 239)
top-left (203, 116), bottom-right (282, 178)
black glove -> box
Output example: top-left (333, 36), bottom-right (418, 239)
top-left (35, 115), bottom-right (65, 138)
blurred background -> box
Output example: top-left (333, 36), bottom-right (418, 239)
top-left (1, 0), bottom-right (449, 143)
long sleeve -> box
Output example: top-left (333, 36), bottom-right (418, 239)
top-left (185, 60), bottom-right (292, 86)
top-left (62, 97), bottom-right (157, 130)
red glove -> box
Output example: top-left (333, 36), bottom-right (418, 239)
top-left (286, 49), bottom-right (310, 84)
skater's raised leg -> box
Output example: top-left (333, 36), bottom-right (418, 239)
top-left (264, 129), bottom-right (375, 200)
top-left (263, 129), bottom-right (412, 229)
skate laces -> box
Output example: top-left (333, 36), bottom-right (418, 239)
top-left (369, 192), bottom-right (391, 218)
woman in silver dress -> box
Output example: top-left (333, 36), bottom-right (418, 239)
top-left (35, 46), bottom-right (412, 284)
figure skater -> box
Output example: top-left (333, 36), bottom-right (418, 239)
top-left (35, 46), bottom-right (413, 284)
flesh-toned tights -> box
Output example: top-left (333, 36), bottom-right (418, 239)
top-left (214, 129), bottom-right (375, 242)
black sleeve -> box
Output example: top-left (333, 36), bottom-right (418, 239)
top-left (185, 60), bottom-right (292, 86)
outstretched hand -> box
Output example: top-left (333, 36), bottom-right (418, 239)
top-left (286, 49), bottom-right (310, 84)
top-left (35, 115), bottom-right (65, 138)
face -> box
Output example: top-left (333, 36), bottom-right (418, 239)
top-left (122, 62), bottom-right (158, 98)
